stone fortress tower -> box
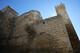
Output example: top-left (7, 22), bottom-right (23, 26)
top-left (55, 3), bottom-right (80, 53)
top-left (0, 3), bottom-right (80, 53)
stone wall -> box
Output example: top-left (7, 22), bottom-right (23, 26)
top-left (1, 6), bottom-right (18, 18)
top-left (66, 22), bottom-right (80, 53)
top-left (5, 10), bottom-right (42, 51)
top-left (0, 4), bottom-right (79, 53)
top-left (0, 14), bottom-right (14, 52)
top-left (55, 3), bottom-right (80, 53)
top-left (30, 14), bottom-right (73, 53)
top-left (1, 14), bottom-right (73, 53)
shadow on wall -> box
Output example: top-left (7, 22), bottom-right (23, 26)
top-left (25, 24), bottom-right (37, 49)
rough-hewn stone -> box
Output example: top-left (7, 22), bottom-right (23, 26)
top-left (55, 3), bottom-right (80, 53)
top-left (0, 3), bottom-right (79, 53)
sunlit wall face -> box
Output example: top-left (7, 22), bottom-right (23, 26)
top-left (0, 0), bottom-right (80, 40)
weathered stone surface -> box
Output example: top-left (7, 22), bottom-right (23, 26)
top-left (0, 3), bottom-right (79, 53)
top-left (1, 6), bottom-right (18, 18)
top-left (55, 3), bottom-right (80, 53)
top-left (30, 15), bottom-right (73, 52)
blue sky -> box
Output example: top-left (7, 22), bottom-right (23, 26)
top-left (0, 0), bottom-right (80, 40)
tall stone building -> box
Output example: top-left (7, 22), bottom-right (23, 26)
top-left (0, 3), bottom-right (80, 53)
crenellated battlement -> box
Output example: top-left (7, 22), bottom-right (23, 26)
top-left (0, 3), bottom-right (79, 53)
top-left (55, 3), bottom-right (65, 10)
